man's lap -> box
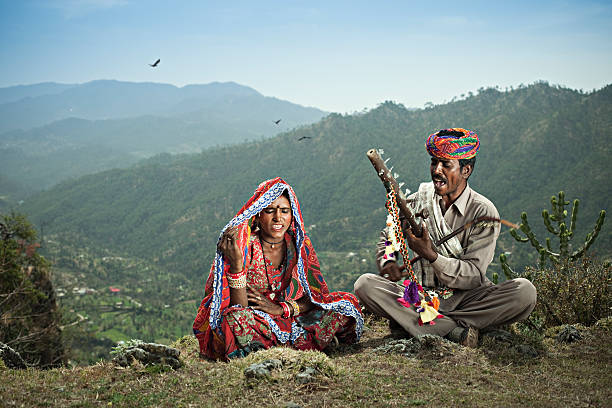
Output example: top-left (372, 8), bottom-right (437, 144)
top-left (355, 273), bottom-right (536, 330)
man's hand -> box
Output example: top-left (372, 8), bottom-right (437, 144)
top-left (380, 262), bottom-right (405, 282)
top-left (405, 222), bottom-right (438, 263)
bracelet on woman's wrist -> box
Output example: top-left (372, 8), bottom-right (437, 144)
top-left (285, 298), bottom-right (300, 316)
top-left (280, 302), bottom-right (291, 319)
top-left (227, 270), bottom-right (247, 289)
top-left (227, 269), bottom-right (245, 278)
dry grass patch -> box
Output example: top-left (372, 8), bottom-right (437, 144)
top-left (237, 346), bottom-right (339, 378)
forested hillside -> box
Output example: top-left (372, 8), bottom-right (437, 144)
top-left (16, 82), bottom-right (612, 363)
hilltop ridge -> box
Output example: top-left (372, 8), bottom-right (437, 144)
top-left (1, 316), bottom-right (610, 407)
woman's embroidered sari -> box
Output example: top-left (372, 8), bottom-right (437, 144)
top-left (192, 178), bottom-right (363, 360)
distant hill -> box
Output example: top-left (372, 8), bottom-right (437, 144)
top-left (0, 80), bottom-right (328, 195)
top-left (0, 82), bottom-right (79, 105)
top-left (0, 80), bottom-right (324, 132)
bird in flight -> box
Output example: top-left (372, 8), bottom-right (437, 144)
top-left (297, 136), bottom-right (312, 141)
top-left (274, 119), bottom-right (281, 125)
top-left (149, 59), bottom-right (160, 67)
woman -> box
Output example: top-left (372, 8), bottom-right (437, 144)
top-left (193, 178), bottom-right (363, 360)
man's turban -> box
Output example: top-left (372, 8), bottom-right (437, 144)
top-left (425, 128), bottom-right (479, 160)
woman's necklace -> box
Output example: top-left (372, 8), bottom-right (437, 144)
top-left (260, 239), bottom-right (285, 299)
top-left (260, 235), bottom-right (284, 249)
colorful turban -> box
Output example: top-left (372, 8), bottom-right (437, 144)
top-left (425, 128), bottom-right (480, 160)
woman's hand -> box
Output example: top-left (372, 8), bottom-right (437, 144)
top-left (218, 226), bottom-right (243, 273)
top-left (248, 288), bottom-right (283, 316)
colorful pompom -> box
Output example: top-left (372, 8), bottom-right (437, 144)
top-left (405, 281), bottom-right (420, 304)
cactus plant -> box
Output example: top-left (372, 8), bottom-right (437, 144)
top-left (501, 191), bottom-right (606, 276)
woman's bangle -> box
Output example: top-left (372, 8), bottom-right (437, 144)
top-left (227, 273), bottom-right (247, 289)
top-left (227, 270), bottom-right (246, 279)
top-left (280, 302), bottom-right (291, 319)
top-left (286, 298), bottom-right (300, 316)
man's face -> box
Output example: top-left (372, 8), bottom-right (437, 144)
top-left (430, 157), bottom-right (470, 201)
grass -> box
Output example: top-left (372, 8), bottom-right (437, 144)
top-left (1, 315), bottom-right (610, 407)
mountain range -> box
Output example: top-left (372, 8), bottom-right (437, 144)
top-left (0, 80), bottom-right (327, 196)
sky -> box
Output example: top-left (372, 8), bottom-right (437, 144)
top-left (1, 0), bottom-right (611, 113)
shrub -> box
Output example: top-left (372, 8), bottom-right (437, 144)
top-left (0, 212), bottom-right (65, 368)
top-left (527, 256), bottom-right (611, 328)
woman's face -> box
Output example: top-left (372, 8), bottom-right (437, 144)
top-left (257, 195), bottom-right (292, 242)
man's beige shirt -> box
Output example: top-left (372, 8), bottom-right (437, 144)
top-left (376, 183), bottom-right (500, 290)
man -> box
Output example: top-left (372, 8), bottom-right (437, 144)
top-left (354, 128), bottom-right (536, 347)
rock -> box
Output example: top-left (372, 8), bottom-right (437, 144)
top-left (112, 342), bottom-right (182, 369)
top-left (374, 338), bottom-right (419, 355)
top-left (556, 325), bottom-right (582, 343)
top-left (373, 335), bottom-right (457, 358)
top-left (139, 343), bottom-right (180, 359)
top-left (0, 342), bottom-right (27, 369)
top-left (284, 402), bottom-right (302, 408)
top-left (125, 347), bottom-right (147, 362)
top-left (482, 329), bottom-right (513, 343)
top-left (244, 364), bottom-right (271, 379)
top-left (163, 356), bottom-right (182, 370)
top-left (244, 359), bottom-right (283, 379)
top-left (512, 344), bottom-right (539, 358)
top-left (417, 334), bottom-right (446, 349)
top-left (295, 367), bottom-right (318, 384)
top-left (261, 358), bottom-right (282, 370)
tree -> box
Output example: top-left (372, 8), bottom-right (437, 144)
top-left (0, 212), bottom-right (65, 368)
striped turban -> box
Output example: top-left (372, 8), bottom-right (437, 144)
top-left (425, 128), bottom-right (480, 160)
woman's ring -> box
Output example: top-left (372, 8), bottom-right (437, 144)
top-left (383, 273), bottom-right (390, 278)
top-left (256, 296), bottom-right (261, 300)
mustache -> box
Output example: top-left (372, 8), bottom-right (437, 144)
top-left (432, 175), bottom-right (447, 183)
